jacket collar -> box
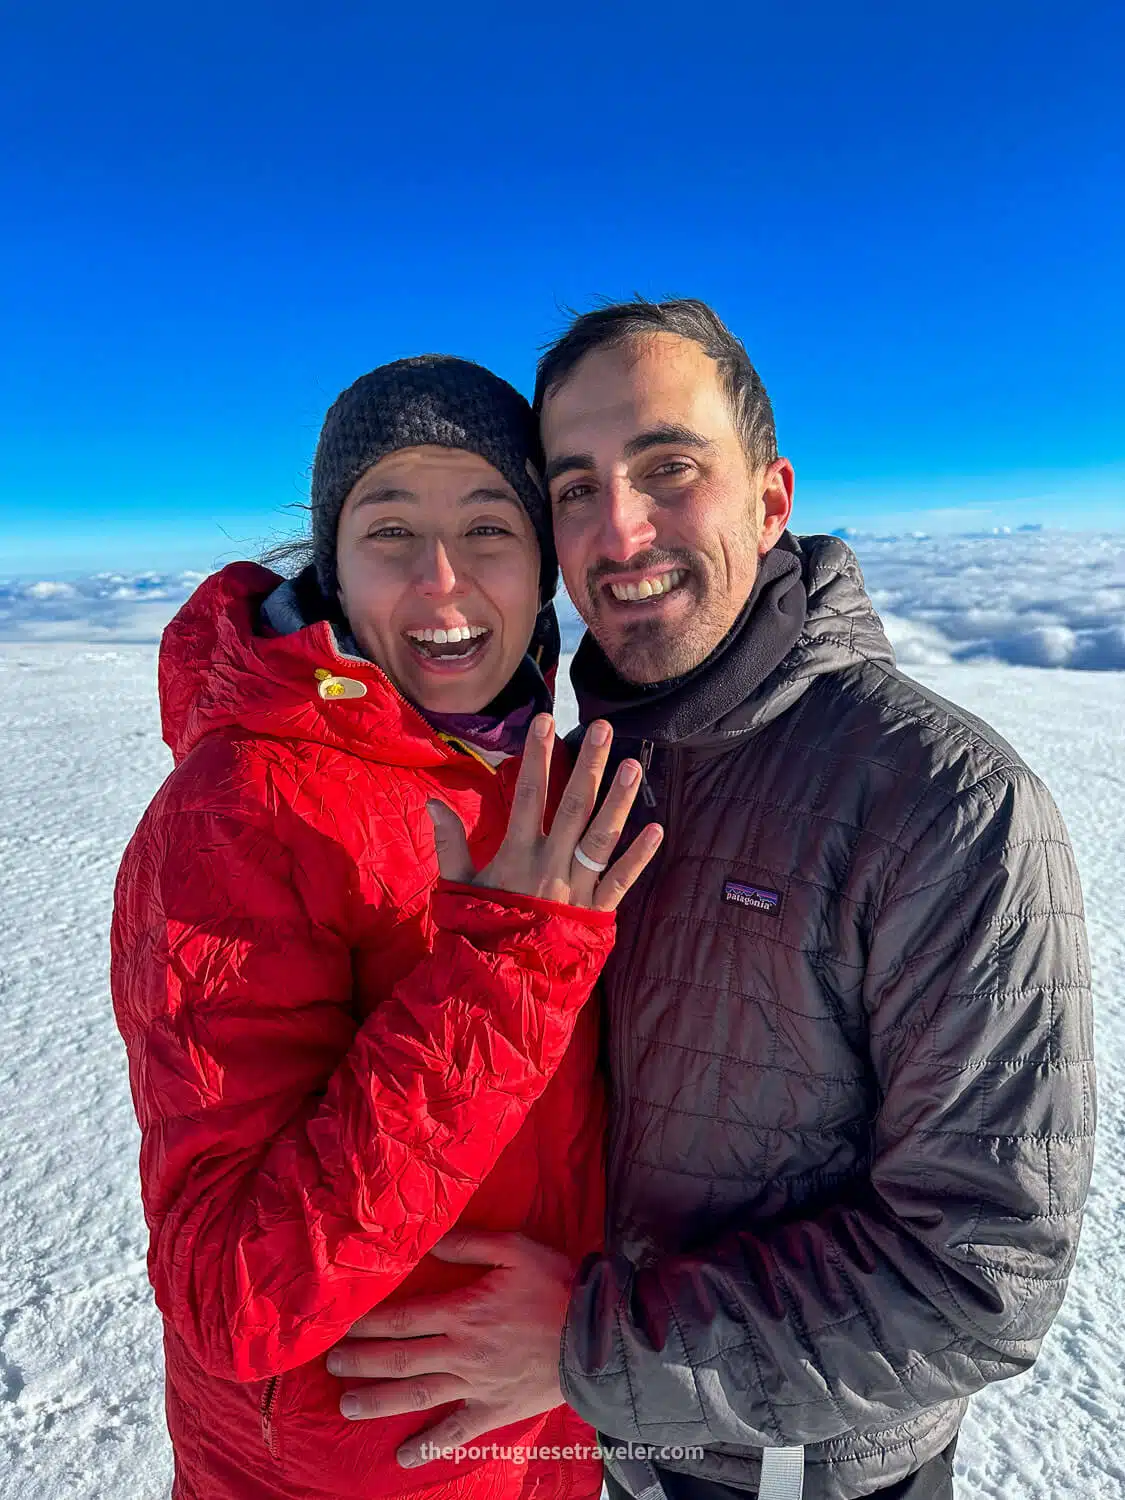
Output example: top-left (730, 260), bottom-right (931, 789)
top-left (570, 532), bottom-right (896, 749)
top-left (262, 564), bottom-right (553, 757)
top-left (159, 562), bottom-right (454, 768)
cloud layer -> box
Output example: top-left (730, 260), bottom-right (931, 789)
top-left (557, 529), bottom-right (1125, 670)
top-left (0, 572), bottom-right (208, 644)
top-left (4, 531), bottom-right (1124, 669)
top-left (851, 530), bottom-right (1125, 670)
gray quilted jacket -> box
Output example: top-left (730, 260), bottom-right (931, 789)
top-left (560, 534), bottom-right (1095, 1499)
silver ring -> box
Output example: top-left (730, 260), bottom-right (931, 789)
top-left (573, 843), bottom-right (609, 874)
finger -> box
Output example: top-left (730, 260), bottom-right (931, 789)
top-left (501, 713), bottom-right (554, 850)
top-left (343, 1290), bottom-right (473, 1340)
top-left (433, 1232), bottom-right (575, 1294)
top-left (567, 756), bottom-right (643, 898)
top-left (543, 720), bottom-right (612, 868)
top-left (429, 1229), bottom-right (531, 1268)
top-left (592, 822), bottom-right (664, 912)
top-left (427, 801), bottom-right (475, 885)
top-left (327, 1335), bottom-right (456, 1380)
top-left (397, 1403), bottom-right (498, 1469)
top-left (339, 1374), bottom-right (469, 1422)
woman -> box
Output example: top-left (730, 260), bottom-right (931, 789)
top-left (110, 356), bottom-right (662, 1500)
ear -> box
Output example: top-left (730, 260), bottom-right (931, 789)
top-left (758, 458), bottom-right (795, 555)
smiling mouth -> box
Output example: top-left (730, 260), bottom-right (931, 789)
top-left (403, 624), bottom-right (492, 664)
top-left (604, 567), bottom-right (690, 604)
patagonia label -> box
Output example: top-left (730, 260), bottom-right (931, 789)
top-left (723, 879), bottom-right (781, 914)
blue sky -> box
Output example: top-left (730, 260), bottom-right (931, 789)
top-left (2, 1), bottom-right (1122, 577)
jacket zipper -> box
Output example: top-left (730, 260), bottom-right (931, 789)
top-left (319, 628), bottom-right (520, 893)
top-left (260, 1373), bottom-right (282, 1459)
top-left (320, 622), bottom-right (457, 760)
top-left (436, 733), bottom-right (500, 775)
top-left (605, 743), bottom-right (681, 1238)
top-left (638, 739), bottom-right (657, 808)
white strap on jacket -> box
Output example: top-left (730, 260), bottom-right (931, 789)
top-left (605, 1442), bottom-right (804, 1499)
top-left (758, 1445), bottom-right (805, 1500)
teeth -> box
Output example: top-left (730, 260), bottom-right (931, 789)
top-left (406, 624), bottom-right (489, 643)
top-left (609, 568), bottom-right (686, 602)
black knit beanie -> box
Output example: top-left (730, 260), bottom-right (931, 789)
top-left (311, 355), bottom-right (557, 614)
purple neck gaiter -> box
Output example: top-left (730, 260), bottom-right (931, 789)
top-left (422, 699), bottom-right (538, 757)
top-left (417, 651), bottom-right (552, 758)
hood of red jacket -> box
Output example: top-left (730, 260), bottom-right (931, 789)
top-left (159, 561), bottom-right (452, 769)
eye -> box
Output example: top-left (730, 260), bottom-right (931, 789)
top-left (651, 459), bottom-right (693, 478)
top-left (556, 481), bottom-right (596, 506)
top-left (367, 525), bottom-right (412, 540)
top-left (467, 524), bottom-right (511, 537)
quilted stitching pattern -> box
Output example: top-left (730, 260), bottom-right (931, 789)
top-left (561, 538), bottom-right (1096, 1499)
top-left (111, 565), bottom-right (610, 1500)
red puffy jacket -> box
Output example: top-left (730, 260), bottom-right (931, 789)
top-left (110, 563), bottom-right (611, 1500)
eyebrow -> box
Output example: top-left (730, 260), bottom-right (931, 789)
top-left (544, 424), bottom-right (715, 483)
top-left (625, 424), bottom-right (714, 458)
top-left (350, 485), bottom-right (521, 512)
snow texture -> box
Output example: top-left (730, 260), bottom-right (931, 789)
top-left (2, 646), bottom-right (1123, 1498)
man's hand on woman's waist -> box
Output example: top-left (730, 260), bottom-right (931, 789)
top-left (326, 1229), bottom-right (571, 1468)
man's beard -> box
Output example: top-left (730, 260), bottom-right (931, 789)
top-left (612, 609), bottom-right (705, 683)
top-left (585, 548), bottom-right (751, 686)
top-left (585, 555), bottom-right (753, 687)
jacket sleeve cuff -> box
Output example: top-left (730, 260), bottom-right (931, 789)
top-left (560, 1251), bottom-right (642, 1436)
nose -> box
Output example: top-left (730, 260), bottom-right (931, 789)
top-left (597, 473), bottom-right (657, 563)
top-left (412, 538), bottom-right (462, 596)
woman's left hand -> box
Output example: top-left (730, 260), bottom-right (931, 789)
top-left (427, 714), bottom-right (662, 911)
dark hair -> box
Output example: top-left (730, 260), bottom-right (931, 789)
top-left (532, 297), bottom-right (778, 472)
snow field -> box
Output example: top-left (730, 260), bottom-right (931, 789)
top-left (0, 644), bottom-right (1121, 1499)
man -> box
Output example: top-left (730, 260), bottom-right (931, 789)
top-left (326, 301), bottom-right (1095, 1500)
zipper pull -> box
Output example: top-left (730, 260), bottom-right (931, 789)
top-left (638, 740), bottom-right (657, 808)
